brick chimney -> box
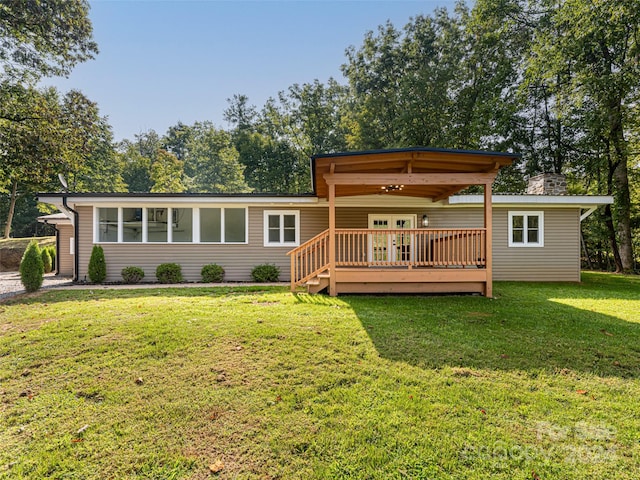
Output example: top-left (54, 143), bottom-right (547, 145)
top-left (526, 173), bottom-right (567, 195)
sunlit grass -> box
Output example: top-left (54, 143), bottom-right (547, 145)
top-left (0, 273), bottom-right (639, 479)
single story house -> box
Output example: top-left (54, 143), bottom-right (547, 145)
top-left (38, 148), bottom-right (613, 296)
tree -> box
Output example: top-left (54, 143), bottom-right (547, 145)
top-left (1, 0), bottom-right (101, 237)
top-left (19, 240), bottom-right (44, 292)
top-left (0, 0), bottom-right (97, 82)
top-left (162, 122), bottom-right (193, 167)
top-left (150, 150), bottom-right (186, 193)
top-left (526, 0), bottom-right (639, 272)
top-left (119, 130), bottom-right (163, 193)
top-left (1, 87), bottom-right (122, 237)
top-left (0, 86), bottom-right (66, 237)
top-left (186, 122), bottom-right (251, 193)
top-left (58, 90), bottom-right (125, 192)
top-left (88, 245), bottom-right (106, 283)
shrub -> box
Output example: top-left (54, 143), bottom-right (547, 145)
top-left (200, 263), bottom-right (225, 283)
top-left (121, 266), bottom-right (145, 284)
top-left (251, 263), bottom-right (280, 282)
top-left (88, 245), bottom-right (107, 283)
top-left (156, 263), bottom-right (182, 284)
top-left (41, 248), bottom-right (52, 273)
top-left (47, 246), bottom-right (56, 271)
top-left (19, 240), bottom-right (44, 292)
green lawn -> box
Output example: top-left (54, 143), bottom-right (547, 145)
top-left (1, 272), bottom-right (639, 479)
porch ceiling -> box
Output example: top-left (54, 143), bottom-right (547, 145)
top-left (312, 148), bottom-right (519, 199)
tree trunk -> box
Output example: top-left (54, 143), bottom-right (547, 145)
top-left (604, 204), bottom-right (623, 273)
top-left (612, 155), bottom-right (634, 272)
top-left (608, 99), bottom-right (634, 272)
top-left (2, 180), bottom-right (18, 238)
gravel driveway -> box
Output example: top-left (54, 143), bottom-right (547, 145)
top-left (0, 271), bottom-right (73, 301)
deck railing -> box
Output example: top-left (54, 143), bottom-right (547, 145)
top-left (336, 228), bottom-right (486, 268)
top-left (289, 227), bottom-right (486, 289)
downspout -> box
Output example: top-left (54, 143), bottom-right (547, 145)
top-left (43, 220), bottom-right (61, 275)
top-left (62, 196), bottom-right (79, 282)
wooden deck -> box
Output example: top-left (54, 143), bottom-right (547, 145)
top-left (288, 228), bottom-right (489, 295)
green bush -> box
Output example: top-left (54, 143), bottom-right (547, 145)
top-left (121, 266), bottom-right (145, 284)
top-left (251, 263), bottom-right (280, 282)
top-left (156, 263), bottom-right (182, 284)
top-left (20, 240), bottom-right (44, 292)
top-left (201, 263), bottom-right (225, 283)
top-left (88, 245), bottom-right (107, 283)
top-left (41, 247), bottom-right (52, 273)
top-left (47, 246), bottom-right (56, 271)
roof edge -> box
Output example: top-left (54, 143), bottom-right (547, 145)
top-left (311, 147), bottom-right (522, 160)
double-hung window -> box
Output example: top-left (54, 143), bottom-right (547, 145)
top-left (508, 211), bottom-right (544, 247)
top-left (264, 210), bottom-right (300, 247)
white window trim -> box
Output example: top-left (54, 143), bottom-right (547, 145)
top-left (263, 210), bottom-right (300, 247)
top-left (93, 206), bottom-right (248, 244)
top-left (508, 211), bottom-right (544, 247)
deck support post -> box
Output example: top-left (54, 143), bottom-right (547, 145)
top-left (484, 182), bottom-right (493, 298)
top-left (328, 182), bottom-right (337, 296)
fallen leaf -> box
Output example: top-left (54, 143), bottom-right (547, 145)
top-left (532, 471), bottom-right (541, 480)
top-left (479, 408), bottom-right (487, 415)
top-left (276, 395), bottom-right (282, 402)
top-left (600, 329), bottom-right (614, 336)
top-left (576, 390), bottom-right (588, 395)
top-left (500, 354), bottom-right (510, 359)
top-left (209, 460), bottom-right (224, 473)
top-left (613, 361), bottom-right (621, 367)
top-left (71, 438), bottom-right (83, 443)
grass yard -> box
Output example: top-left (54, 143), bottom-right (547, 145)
top-left (1, 272), bottom-right (639, 479)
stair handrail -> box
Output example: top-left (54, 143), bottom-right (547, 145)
top-left (287, 228), bottom-right (330, 290)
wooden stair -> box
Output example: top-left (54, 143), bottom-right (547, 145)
top-left (304, 270), bottom-right (330, 294)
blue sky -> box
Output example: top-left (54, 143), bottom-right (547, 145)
top-left (47, 0), bottom-right (461, 141)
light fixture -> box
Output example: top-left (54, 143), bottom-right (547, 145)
top-left (381, 184), bottom-right (404, 193)
top-left (422, 214), bottom-right (429, 228)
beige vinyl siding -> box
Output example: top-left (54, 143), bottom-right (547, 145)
top-left (77, 206), bottom-right (327, 282)
top-left (335, 206), bottom-right (580, 281)
top-left (493, 208), bottom-right (580, 281)
top-left (57, 224), bottom-right (74, 276)
top-left (76, 203), bottom-right (580, 283)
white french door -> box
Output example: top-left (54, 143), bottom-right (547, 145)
top-left (367, 215), bottom-right (416, 263)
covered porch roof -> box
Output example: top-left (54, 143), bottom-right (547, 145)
top-left (312, 147), bottom-right (520, 200)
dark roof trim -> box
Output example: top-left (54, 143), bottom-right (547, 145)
top-left (311, 147), bottom-right (522, 160)
top-left (38, 192), bottom-right (316, 198)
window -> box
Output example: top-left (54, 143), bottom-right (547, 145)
top-left (98, 208), bottom-right (118, 242)
top-left (95, 206), bottom-right (246, 244)
top-left (172, 208), bottom-right (193, 242)
top-left (200, 208), bottom-right (247, 243)
top-left (147, 207), bottom-right (168, 242)
top-left (264, 210), bottom-right (299, 246)
top-left (508, 211), bottom-right (544, 247)
top-left (122, 208), bottom-right (142, 242)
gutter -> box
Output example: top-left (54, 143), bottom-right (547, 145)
top-left (62, 195), bottom-right (79, 282)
